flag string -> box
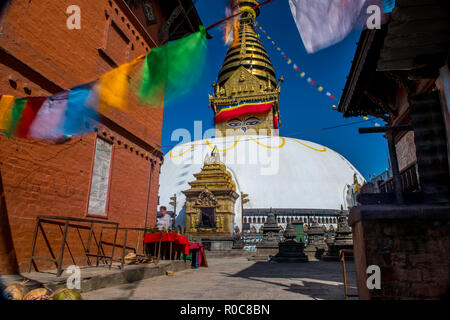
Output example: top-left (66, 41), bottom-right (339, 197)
top-left (254, 21), bottom-right (340, 108)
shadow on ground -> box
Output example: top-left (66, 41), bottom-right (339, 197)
top-left (222, 261), bottom-right (358, 300)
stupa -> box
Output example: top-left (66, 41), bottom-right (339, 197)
top-left (323, 207), bottom-right (353, 260)
top-left (158, 0), bottom-right (366, 254)
top-left (253, 210), bottom-right (280, 260)
top-left (273, 222), bottom-right (308, 262)
top-left (304, 221), bottom-right (327, 261)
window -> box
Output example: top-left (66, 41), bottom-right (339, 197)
top-left (199, 207), bottom-right (215, 228)
top-left (87, 137), bottom-right (113, 217)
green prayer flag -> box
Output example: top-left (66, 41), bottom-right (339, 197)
top-left (6, 98), bottom-right (27, 136)
top-left (137, 26), bottom-right (207, 107)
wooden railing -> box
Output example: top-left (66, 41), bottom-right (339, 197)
top-left (379, 162), bottom-right (419, 193)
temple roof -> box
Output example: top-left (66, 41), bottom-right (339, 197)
top-left (338, 0), bottom-right (450, 119)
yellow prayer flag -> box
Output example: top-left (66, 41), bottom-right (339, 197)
top-left (300, 72), bottom-right (306, 77)
top-left (99, 55), bottom-right (145, 111)
top-left (0, 95), bottom-right (15, 131)
top-left (318, 86), bottom-right (324, 92)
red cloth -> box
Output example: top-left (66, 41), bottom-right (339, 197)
top-left (189, 242), bottom-right (206, 267)
top-left (144, 233), bottom-right (190, 255)
top-left (214, 101), bottom-right (274, 124)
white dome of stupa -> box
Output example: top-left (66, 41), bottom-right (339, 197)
top-left (158, 135), bottom-right (365, 232)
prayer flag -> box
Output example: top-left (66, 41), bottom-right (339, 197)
top-left (5, 98), bottom-right (26, 136)
top-left (28, 91), bottom-right (70, 141)
top-left (136, 26), bottom-right (207, 108)
top-left (99, 55), bottom-right (145, 111)
top-left (0, 94), bottom-right (15, 132)
top-left (288, 0), bottom-right (367, 53)
top-left (14, 97), bottom-right (46, 138)
top-left (59, 83), bottom-right (99, 137)
top-left (382, 0), bottom-right (395, 13)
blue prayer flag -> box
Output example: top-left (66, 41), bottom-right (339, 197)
top-left (382, 0), bottom-right (395, 13)
top-left (60, 83), bottom-right (99, 137)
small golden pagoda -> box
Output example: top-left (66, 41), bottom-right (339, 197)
top-left (209, 0), bottom-right (282, 137)
top-left (182, 148), bottom-right (239, 236)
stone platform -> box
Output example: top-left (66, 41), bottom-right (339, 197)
top-left (0, 260), bottom-right (190, 294)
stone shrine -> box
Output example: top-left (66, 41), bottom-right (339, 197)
top-left (323, 207), bottom-right (353, 261)
top-left (253, 210), bottom-right (280, 260)
top-left (304, 221), bottom-right (328, 261)
top-left (273, 222), bottom-right (308, 262)
top-left (183, 148), bottom-right (239, 251)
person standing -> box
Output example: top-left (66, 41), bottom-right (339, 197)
top-left (156, 206), bottom-right (171, 231)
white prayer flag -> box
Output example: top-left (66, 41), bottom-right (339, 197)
top-left (288, 0), bottom-right (368, 53)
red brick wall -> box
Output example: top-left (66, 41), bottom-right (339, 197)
top-left (0, 0), bottom-right (166, 273)
top-left (0, 0), bottom-right (164, 145)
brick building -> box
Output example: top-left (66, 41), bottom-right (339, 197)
top-left (338, 0), bottom-right (450, 299)
top-left (0, 0), bottom-right (202, 274)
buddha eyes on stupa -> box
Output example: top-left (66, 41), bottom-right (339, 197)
top-left (244, 117), bottom-right (261, 126)
top-left (227, 119), bottom-right (243, 127)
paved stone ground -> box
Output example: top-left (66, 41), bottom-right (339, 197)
top-left (83, 257), bottom-right (358, 300)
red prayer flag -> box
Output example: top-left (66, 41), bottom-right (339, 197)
top-left (14, 97), bottom-right (46, 138)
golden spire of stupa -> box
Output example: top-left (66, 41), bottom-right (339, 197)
top-left (209, 0), bottom-right (282, 137)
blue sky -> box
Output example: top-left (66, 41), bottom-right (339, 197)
top-left (160, 0), bottom-right (390, 180)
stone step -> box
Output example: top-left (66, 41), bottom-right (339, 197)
top-left (0, 260), bottom-right (191, 295)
